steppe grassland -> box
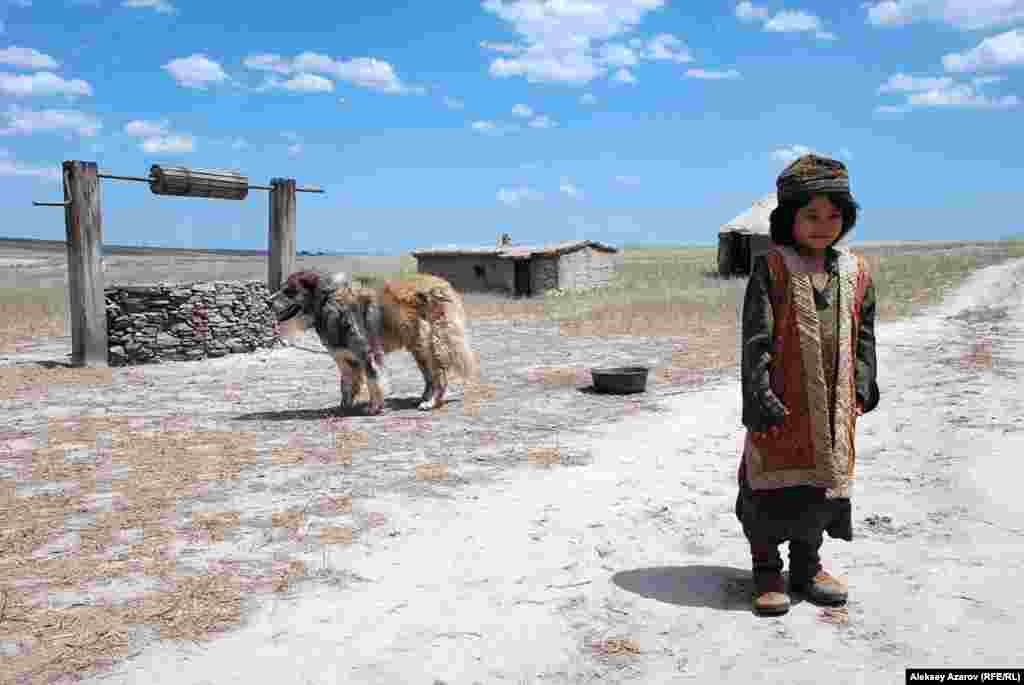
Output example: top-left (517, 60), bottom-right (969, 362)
top-left (3, 241), bottom-right (1024, 363)
top-left (350, 241), bottom-right (1024, 373)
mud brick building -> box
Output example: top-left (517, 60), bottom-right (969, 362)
top-left (411, 238), bottom-right (620, 297)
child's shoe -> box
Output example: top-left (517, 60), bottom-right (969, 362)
top-left (790, 569), bottom-right (847, 606)
top-left (752, 571), bottom-right (791, 616)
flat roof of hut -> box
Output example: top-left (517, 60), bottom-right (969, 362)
top-left (411, 238), bottom-right (619, 259)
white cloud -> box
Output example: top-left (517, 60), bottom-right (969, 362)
top-left (497, 186), bottom-right (541, 206)
top-left (490, 44), bottom-right (605, 84)
top-left (942, 29), bottom-right (1024, 73)
top-left (324, 56), bottom-right (413, 93)
top-left (559, 178), bottom-right (581, 198)
top-left (0, 105), bottom-right (101, 137)
top-left (686, 68), bottom-right (741, 80)
top-left (973, 75), bottom-right (1007, 86)
top-left (287, 143), bottom-right (302, 157)
top-left (645, 33), bottom-right (693, 63)
top-left (279, 73), bottom-right (335, 93)
top-left (864, 0), bottom-right (1024, 30)
top-left (877, 68), bottom-right (1020, 109)
top-left (771, 144), bottom-right (820, 163)
top-left (124, 118), bottom-right (170, 137)
top-left (0, 156), bottom-right (61, 180)
top-left (243, 51), bottom-right (418, 94)
top-left (528, 114), bottom-right (557, 128)
top-left (735, 1), bottom-right (770, 22)
top-left (243, 53), bottom-right (293, 74)
top-left (0, 71), bottom-right (92, 97)
top-left (142, 134), bottom-right (193, 153)
top-left (874, 103), bottom-right (913, 113)
top-left (124, 118), bottom-right (196, 152)
top-left (512, 103), bottom-right (533, 118)
top-left (599, 43), bottom-right (639, 67)
top-left (162, 54), bottom-right (228, 90)
top-left (877, 73), bottom-right (954, 92)
top-left (0, 47), bottom-right (60, 71)
top-left (738, 5), bottom-right (836, 40)
top-left (612, 67), bottom-right (637, 83)
top-left (442, 96), bottom-right (464, 109)
top-left (864, 0), bottom-right (917, 26)
top-left (122, 0), bottom-right (177, 14)
top-left (480, 41), bottom-right (523, 55)
top-left (471, 119), bottom-right (519, 135)
top-left (481, 0), bottom-right (668, 85)
top-left (580, 93), bottom-right (598, 105)
top-left (614, 174), bottom-right (640, 185)
top-left (907, 81), bottom-right (1020, 107)
top-left (763, 10), bottom-right (835, 40)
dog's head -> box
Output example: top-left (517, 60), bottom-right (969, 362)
top-left (265, 270), bottom-right (339, 323)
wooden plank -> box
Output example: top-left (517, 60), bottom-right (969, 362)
top-left (267, 177), bottom-right (297, 293)
top-left (62, 160), bottom-right (109, 368)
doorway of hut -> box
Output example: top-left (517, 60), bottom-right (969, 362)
top-left (514, 259), bottom-right (532, 297)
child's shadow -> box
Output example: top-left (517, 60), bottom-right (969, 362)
top-left (611, 565), bottom-right (754, 612)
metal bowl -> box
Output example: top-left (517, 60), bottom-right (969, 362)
top-left (590, 366), bottom-right (649, 394)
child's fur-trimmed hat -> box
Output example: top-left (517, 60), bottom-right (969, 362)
top-left (776, 153), bottom-right (851, 204)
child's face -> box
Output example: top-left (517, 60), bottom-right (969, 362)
top-left (793, 195), bottom-right (843, 253)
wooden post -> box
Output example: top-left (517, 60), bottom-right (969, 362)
top-left (267, 177), bottom-right (296, 351)
top-left (62, 160), bottom-right (109, 367)
top-left (268, 177), bottom-right (296, 293)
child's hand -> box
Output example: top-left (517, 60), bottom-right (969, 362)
top-left (855, 402), bottom-right (865, 417)
top-left (752, 424), bottom-right (783, 440)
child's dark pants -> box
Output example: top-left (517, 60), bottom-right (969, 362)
top-left (736, 460), bottom-right (851, 586)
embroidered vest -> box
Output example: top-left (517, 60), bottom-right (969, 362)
top-left (744, 244), bottom-right (871, 498)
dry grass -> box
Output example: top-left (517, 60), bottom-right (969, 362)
top-left (0, 418), bottom-right (274, 685)
top-left (590, 637), bottom-right (643, 656)
top-left (0, 289), bottom-right (67, 353)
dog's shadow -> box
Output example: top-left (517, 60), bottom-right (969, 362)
top-left (233, 395), bottom-right (460, 422)
top-left (611, 565), bottom-right (758, 612)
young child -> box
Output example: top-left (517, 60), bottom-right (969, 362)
top-left (735, 153), bottom-right (880, 616)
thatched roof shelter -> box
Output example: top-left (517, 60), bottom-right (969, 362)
top-left (717, 192), bottom-right (777, 277)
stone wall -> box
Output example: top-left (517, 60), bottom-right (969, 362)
top-left (557, 246), bottom-right (618, 291)
top-left (531, 256), bottom-right (559, 293)
top-left (104, 279), bottom-right (283, 366)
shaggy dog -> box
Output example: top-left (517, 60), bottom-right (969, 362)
top-left (265, 270), bottom-right (479, 414)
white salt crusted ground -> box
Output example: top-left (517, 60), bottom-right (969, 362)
top-left (81, 257), bottom-right (1024, 685)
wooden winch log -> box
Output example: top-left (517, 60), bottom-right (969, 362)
top-left (148, 165), bottom-right (249, 200)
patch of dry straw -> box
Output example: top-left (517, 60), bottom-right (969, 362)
top-left (0, 416), bottom-right (288, 685)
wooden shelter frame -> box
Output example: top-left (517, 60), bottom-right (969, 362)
top-left (32, 160), bottom-right (324, 368)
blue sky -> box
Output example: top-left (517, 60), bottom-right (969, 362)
top-left (1, 1), bottom-right (1022, 254)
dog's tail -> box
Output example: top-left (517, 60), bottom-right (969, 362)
top-left (431, 286), bottom-right (480, 384)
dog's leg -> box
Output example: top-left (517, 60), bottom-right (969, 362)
top-left (411, 347), bottom-right (435, 410)
top-left (350, 364), bottom-right (366, 403)
top-left (430, 358), bottom-right (449, 409)
top-left (427, 314), bottom-right (451, 410)
top-left (364, 360), bottom-right (385, 416)
top-left (332, 352), bottom-right (358, 414)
